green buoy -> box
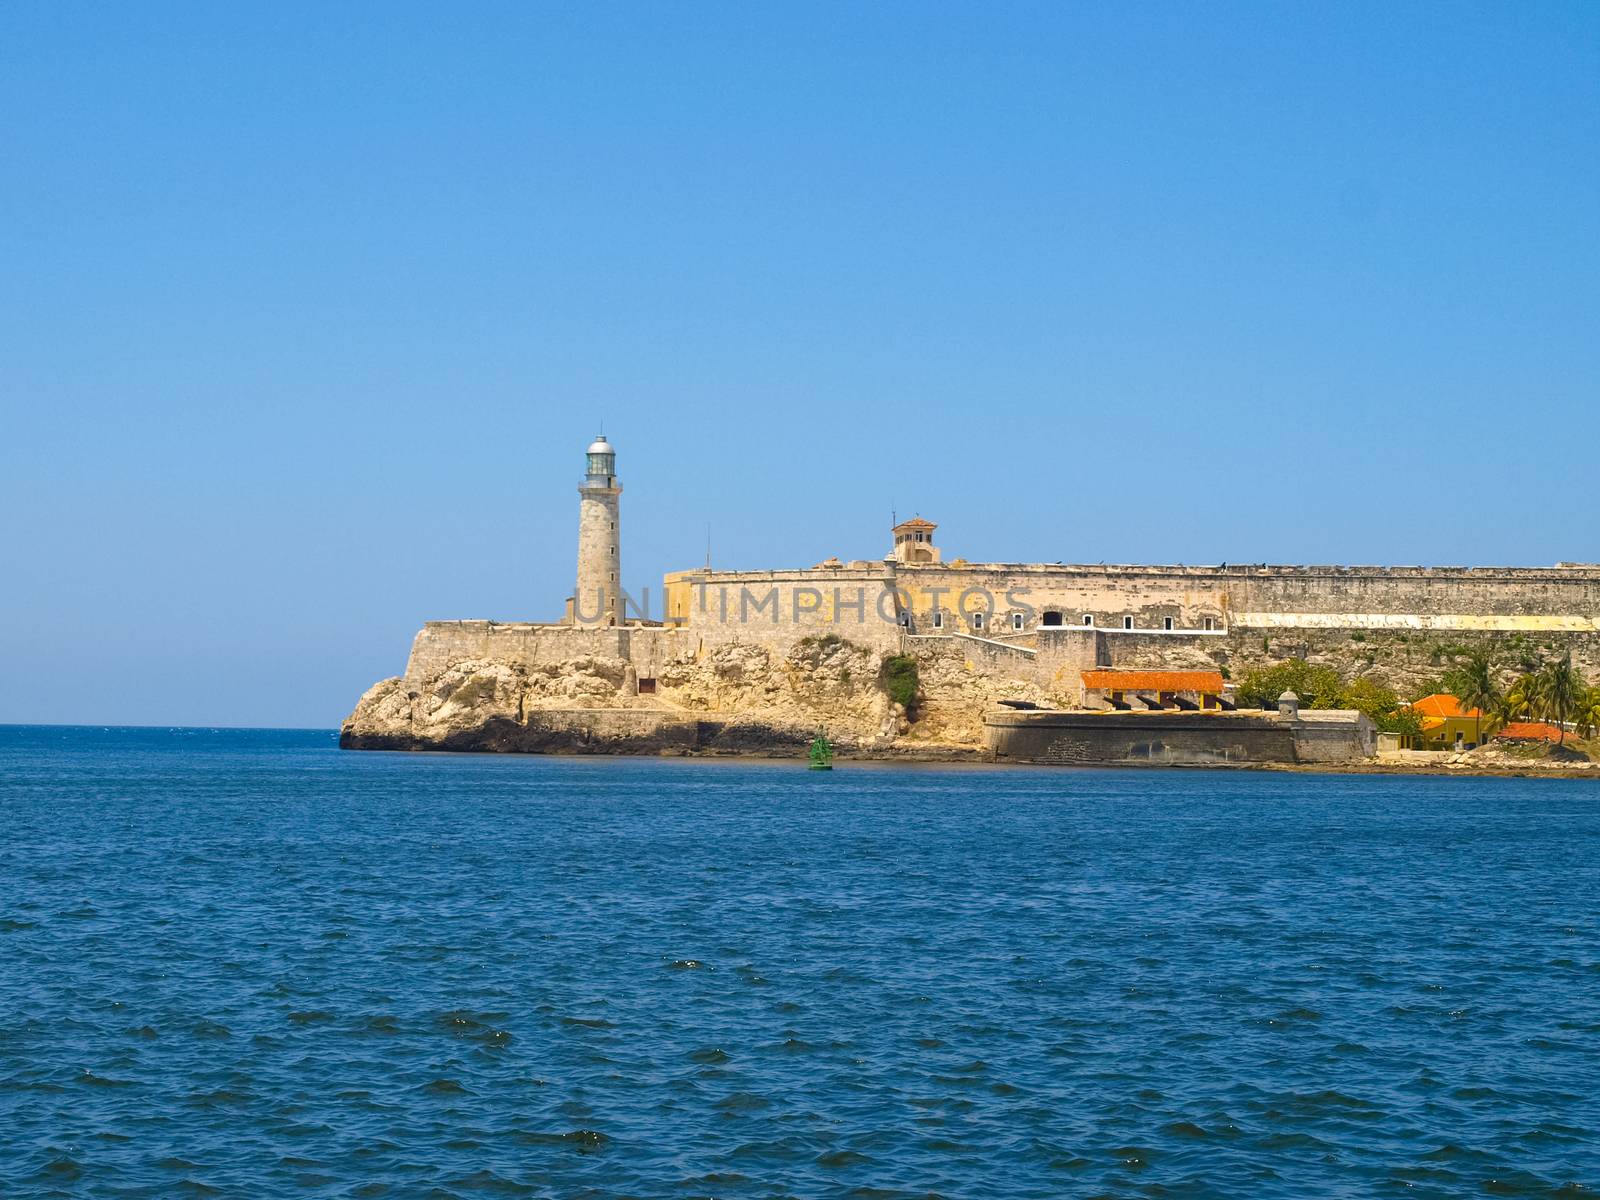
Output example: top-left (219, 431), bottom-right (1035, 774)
top-left (808, 731), bottom-right (835, 770)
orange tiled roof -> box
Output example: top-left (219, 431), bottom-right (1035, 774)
top-left (1081, 669), bottom-right (1225, 693)
top-left (893, 517), bottom-right (936, 530)
top-left (1497, 722), bottom-right (1565, 743)
top-left (1411, 693), bottom-right (1486, 720)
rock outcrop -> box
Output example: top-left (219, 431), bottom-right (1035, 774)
top-left (342, 634), bottom-right (958, 755)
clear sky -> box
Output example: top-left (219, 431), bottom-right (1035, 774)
top-left (2, 3), bottom-right (1596, 728)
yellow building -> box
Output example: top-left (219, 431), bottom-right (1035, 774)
top-left (1411, 693), bottom-right (1490, 751)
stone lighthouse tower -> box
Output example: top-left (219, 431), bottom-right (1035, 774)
top-left (573, 434), bottom-right (622, 627)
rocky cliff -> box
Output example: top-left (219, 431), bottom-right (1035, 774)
top-left (342, 621), bottom-right (1599, 759)
top-left (340, 634), bottom-right (1014, 755)
top-left (340, 624), bottom-right (1077, 755)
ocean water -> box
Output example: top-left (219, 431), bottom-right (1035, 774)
top-left (1, 727), bottom-right (1597, 1199)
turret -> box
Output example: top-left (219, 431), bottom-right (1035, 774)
top-left (891, 516), bottom-right (940, 564)
top-left (573, 435), bottom-right (622, 626)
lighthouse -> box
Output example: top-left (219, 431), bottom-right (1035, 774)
top-left (573, 435), bottom-right (622, 627)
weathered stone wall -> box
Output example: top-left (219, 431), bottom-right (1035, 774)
top-left (987, 710), bottom-right (1300, 765)
top-left (668, 562), bottom-right (1600, 642)
top-left (985, 709), bottom-right (1374, 766)
top-left (404, 622), bottom-right (631, 679)
top-left (667, 570), bottom-right (907, 652)
top-left (1293, 714), bottom-right (1378, 762)
top-left (1231, 566), bottom-right (1600, 623)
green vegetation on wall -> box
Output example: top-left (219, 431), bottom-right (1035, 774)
top-left (881, 654), bottom-right (920, 714)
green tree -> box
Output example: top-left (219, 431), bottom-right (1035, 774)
top-left (1500, 672), bottom-right (1542, 724)
top-left (1442, 647), bottom-right (1502, 747)
top-left (1539, 652), bottom-right (1585, 749)
top-left (1384, 704), bottom-right (1425, 740)
top-left (1338, 677), bottom-right (1414, 733)
top-left (1236, 659), bottom-right (1342, 710)
top-left (1574, 686), bottom-right (1600, 741)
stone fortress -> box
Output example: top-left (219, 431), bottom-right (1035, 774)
top-left (342, 434), bottom-right (1600, 763)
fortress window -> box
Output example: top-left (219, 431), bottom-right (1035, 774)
top-left (1203, 617), bottom-right (1215, 631)
top-left (933, 611), bottom-right (944, 629)
top-left (1163, 617), bottom-right (1175, 631)
top-left (1012, 612), bottom-right (1024, 631)
top-left (1123, 616), bottom-right (1134, 630)
top-left (971, 612), bottom-right (985, 630)
top-left (1042, 610), bottom-right (1063, 627)
top-left (1082, 614), bottom-right (1094, 627)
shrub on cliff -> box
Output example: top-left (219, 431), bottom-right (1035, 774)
top-left (881, 654), bottom-right (920, 714)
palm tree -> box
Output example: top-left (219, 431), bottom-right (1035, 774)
top-left (1539, 652), bottom-right (1585, 749)
top-left (1501, 672), bottom-right (1542, 723)
top-left (1575, 686), bottom-right (1600, 742)
top-left (1444, 647), bottom-right (1502, 748)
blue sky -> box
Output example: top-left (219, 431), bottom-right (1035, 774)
top-left (2, 3), bottom-right (1596, 727)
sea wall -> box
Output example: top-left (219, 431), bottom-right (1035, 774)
top-left (987, 710), bottom-right (1299, 766)
top-left (984, 709), bottom-right (1373, 766)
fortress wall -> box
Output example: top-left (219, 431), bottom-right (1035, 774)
top-left (405, 622), bottom-right (638, 679)
top-left (674, 567), bottom-right (1228, 638)
top-left (405, 623), bottom-right (738, 685)
top-left (1033, 628), bottom-right (1109, 699)
top-left (1232, 568), bottom-right (1600, 621)
top-left (672, 564), bottom-right (1600, 639)
top-left (670, 571), bottom-right (907, 653)
top-left (905, 633), bottom-right (1033, 673)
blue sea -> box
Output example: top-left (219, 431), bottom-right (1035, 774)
top-left (2, 726), bottom-right (1597, 1198)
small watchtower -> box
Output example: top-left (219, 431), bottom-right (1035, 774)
top-left (891, 517), bottom-right (940, 565)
